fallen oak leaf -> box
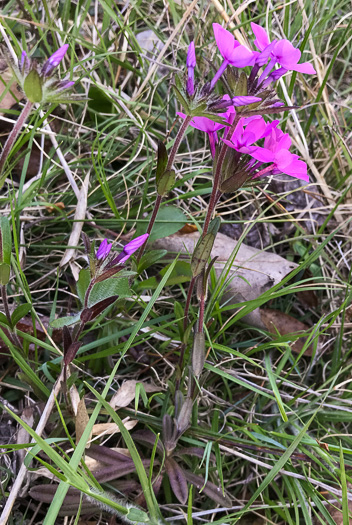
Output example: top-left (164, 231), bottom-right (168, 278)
top-left (109, 379), bottom-right (161, 410)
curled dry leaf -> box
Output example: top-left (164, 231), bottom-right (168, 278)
top-left (259, 308), bottom-right (314, 355)
top-left (109, 379), bottom-right (161, 410)
top-left (75, 396), bottom-right (90, 446)
top-left (153, 232), bottom-right (297, 326)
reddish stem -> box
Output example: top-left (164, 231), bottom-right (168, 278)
top-left (0, 100), bottom-right (34, 175)
top-left (136, 116), bottom-right (192, 263)
top-left (202, 114), bottom-right (240, 235)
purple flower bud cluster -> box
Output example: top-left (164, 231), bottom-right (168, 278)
top-left (15, 44), bottom-right (76, 104)
top-left (181, 23), bottom-right (316, 183)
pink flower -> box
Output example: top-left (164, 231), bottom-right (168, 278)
top-left (250, 127), bottom-right (308, 181)
top-left (222, 117), bottom-right (279, 155)
top-left (210, 24), bottom-right (255, 89)
top-left (251, 23), bottom-right (316, 75)
top-left (112, 234), bottom-right (149, 264)
top-left (213, 24), bottom-right (255, 67)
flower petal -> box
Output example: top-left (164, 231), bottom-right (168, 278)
top-left (289, 61), bottom-right (316, 74)
top-left (251, 23), bottom-right (271, 51)
top-left (213, 23), bottom-right (236, 62)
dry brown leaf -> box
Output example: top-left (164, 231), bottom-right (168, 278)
top-left (68, 382), bottom-right (81, 416)
top-left (153, 232), bottom-right (297, 326)
top-left (17, 407), bottom-right (34, 463)
top-left (109, 380), bottom-right (161, 410)
top-left (75, 396), bottom-right (90, 447)
top-left (46, 202), bottom-right (65, 214)
top-left (91, 418), bottom-right (137, 437)
top-left (313, 482), bottom-right (352, 524)
top-left (259, 308), bottom-right (314, 355)
top-left (178, 223), bottom-right (198, 234)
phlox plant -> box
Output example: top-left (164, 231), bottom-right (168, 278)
top-left (0, 19), bottom-right (316, 524)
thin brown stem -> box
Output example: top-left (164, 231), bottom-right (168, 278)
top-left (0, 100), bottom-right (34, 175)
top-left (136, 194), bottom-right (162, 263)
top-left (166, 115), bottom-right (192, 171)
top-left (137, 116), bottom-right (192, 263)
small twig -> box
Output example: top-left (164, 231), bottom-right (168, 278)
top-left (136, 116), bottom-right (192, 262)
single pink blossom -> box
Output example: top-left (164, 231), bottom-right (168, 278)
top-left (213, 24), bottom-right (255, 67)
top-left (210, 24), bottom-right (255, 89)
top-left (250, 127), bottom-right (308, 180)
top-left (251, 23), bottom-right (316, 75)
top-left (222, 117), bottom-right (279, 155)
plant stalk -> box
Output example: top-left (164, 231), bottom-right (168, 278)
top-left (202, 114), bottom-right (240, 235)
top-left (0, 100), bottom-right (34, 175)
top-left (136, 116), bottom-right (192, 262)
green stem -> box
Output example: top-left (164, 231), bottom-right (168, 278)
top-left (0, 100), bottom-right (34, 175)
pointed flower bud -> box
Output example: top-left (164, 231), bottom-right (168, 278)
top-left (186, 41), bottom-right (196, 96)
top-left (41, 44), bottom-right (69, 77)
top-left (96, 239), bottom-right (112, 260)
top-left (114, 233), bottom-right (149, 264)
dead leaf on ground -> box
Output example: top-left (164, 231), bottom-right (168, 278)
top-left (91, 418), bottom-right (137, 437)
top-left (153, 232), bottom-right (297, 326)
top-left (109, 379), bottom-right (161, 410)
top-left (17, 406), bottom-right (34, 464)
top-left (313, 482), bottom-right (352, 524)
top-left (178, 223), bottom-right (198, 234)
top-left (75, 396), bottom-right (90, 446)
top-left (259, 308), bottom-right (314, 355)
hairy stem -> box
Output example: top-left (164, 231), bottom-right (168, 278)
top-left (0, 100), bottom-right (34, 175)
top-left (137, 116), bottom-right (192, 262)
top-left (202, 114), bottom-right (240, 235)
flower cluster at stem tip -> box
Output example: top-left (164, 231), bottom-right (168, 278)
top-left (179, 22), bottom-right (316, 184)
top-left (13, 44), bottom-right (76, 104)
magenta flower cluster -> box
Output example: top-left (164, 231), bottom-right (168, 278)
top-left (181, 23), bottom-right (315, 183)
